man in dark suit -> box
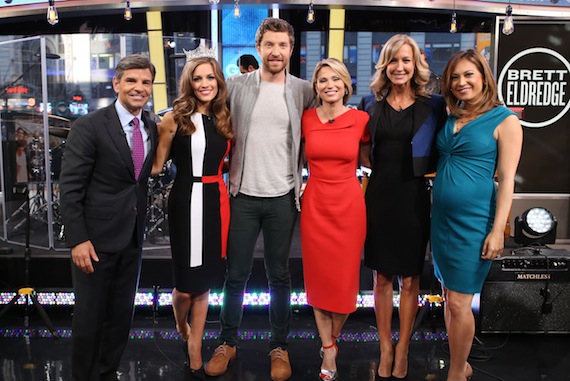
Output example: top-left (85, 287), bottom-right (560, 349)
top-left (60, 54), bottom-right (157, 381)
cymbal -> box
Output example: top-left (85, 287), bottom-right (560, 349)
top-left (49, 127), bottom-right (70, 138)
top-left (16, 111), bottom-right (71, 123)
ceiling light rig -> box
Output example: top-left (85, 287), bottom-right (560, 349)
top-left (502, 3), bottom-right (515, 35)
top-left (47, 0), bottom-right (59, 26)
top-left (306, 1), bottom-right (315, 24)
top-left (124, 0), bottom-right (132, 21)
top-left (233, 0), bottom-right (241, 18)
top-left (449, 0), bottom-right (457, 34)
top-left (450, 12), bottom-right (457, 33)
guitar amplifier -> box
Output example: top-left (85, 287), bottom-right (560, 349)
top-left (479, 248), bottom-right (570, 334)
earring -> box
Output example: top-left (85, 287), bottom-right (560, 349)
top-left (344, 89), bottom-right (348, 95)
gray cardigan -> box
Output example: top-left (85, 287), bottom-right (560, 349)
top-left (226, 69), bottom-right (316, 209)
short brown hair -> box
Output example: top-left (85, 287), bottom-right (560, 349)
top-left (255, 17), bottom-right (295, 48)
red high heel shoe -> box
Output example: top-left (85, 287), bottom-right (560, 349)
top-left (319, 369), bottom-right (338, 381)
top-left (319, 334), bottom-right (340, 358)
top-left (319, 342), bottom-right (339, 381)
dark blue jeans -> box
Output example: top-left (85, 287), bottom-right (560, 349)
top-left (220, 190), bottom-right (296, 349)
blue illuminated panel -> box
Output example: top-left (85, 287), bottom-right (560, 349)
top-left (221, 8), bottom-right (267, 78)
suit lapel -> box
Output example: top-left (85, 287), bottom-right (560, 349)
top-left (103, 104), bottom-right (135, 180)
top-left (412, 98), bottom-right (431, 137)
top-left (140, 111), bottom-right (157, 177)
top-left (367, 100), bottom-right (383, 143)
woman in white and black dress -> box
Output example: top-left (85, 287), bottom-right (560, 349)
top-left (152, 56), bottom-right (232, 378)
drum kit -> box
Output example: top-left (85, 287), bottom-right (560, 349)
top-left (145, 161), bottom-right (174, 245)
top-left (6, 114), bottom-right (70, 242)
top-left (6, 112), bottom-right (174, 246)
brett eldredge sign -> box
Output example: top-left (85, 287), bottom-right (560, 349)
top-left (498, 47), bottom-right (570, 128)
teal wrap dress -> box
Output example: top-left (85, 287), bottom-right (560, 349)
top-left (431, 106), bottom-right (515, 294)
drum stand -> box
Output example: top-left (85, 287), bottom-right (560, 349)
top-left (0, 185), bottom-right (59, 338)
top-left (145, 177), bottom-right (169, 244)
top-left (7, 182), bottom-right (49, 233)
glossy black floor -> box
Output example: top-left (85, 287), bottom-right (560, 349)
top-left (1, 303), bottom-right (569, 381)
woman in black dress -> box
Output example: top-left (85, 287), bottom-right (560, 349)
top-left (152, 56), bottom-right (232, 377)
top-left (364, 35), bottom-right (446, 380)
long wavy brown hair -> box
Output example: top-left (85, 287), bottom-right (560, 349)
top-left (172, 57), bottom-right (232, 139)
top-left (441, 49), bottom-right (501, 118)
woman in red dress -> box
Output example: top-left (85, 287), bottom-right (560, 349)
top-left (301, 57), bottom-right (371, 381)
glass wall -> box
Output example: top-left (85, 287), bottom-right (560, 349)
top-left (0, 34), bottom-right (168, 250)
top-left (1, 36), bottom-right (64, 250)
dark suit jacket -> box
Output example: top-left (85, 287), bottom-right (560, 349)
top-left (60, 102), bottom-right (158, 253)
top-left (358, 93), bottom-right (377, 113)
top-left (366, 94), bottom-right (447, 176)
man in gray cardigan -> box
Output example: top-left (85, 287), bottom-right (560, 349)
top-left (205, 17), bottom-right (315, 381)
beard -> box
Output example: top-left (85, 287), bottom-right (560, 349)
top-left (263, 59), bottom-right (287, 75)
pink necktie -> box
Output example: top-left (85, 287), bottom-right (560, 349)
top-left (131, 117), bottom-right (144, 180)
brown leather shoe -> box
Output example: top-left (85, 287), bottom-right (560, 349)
top-left (204, 343), bottom-right (236, 377)
top-left (269, 347), bottom-right (292, 381)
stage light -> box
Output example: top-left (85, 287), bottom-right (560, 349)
top-left (449, 0), bottom-right (457, 33)
top-left (233, 0), bottom-right (240, 18)
top-left (502, 4), bottom-right (514, 35)
top-left (47, 0), bottom-right (59, 26)
top-left (124, 0), bottom-right (132, 21)
top-left (306, 1), bottom-right (315, 24)
top-left (449, 12), bottom-right (457, 33)
top-left (208, 0), bottom-right (220, 4)
top-left (514, 207), bottom-right (557, 246)
top-left (0, 291), bottom-right (443, 309)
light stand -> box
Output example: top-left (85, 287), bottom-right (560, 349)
top-left (0, 185), bottom-right (59, 338)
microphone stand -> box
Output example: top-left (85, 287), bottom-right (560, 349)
top-left (0, 184), bottom-right (59, 339)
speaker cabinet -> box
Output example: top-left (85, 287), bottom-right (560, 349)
top-left (479, 249), bottom-right (570, 334)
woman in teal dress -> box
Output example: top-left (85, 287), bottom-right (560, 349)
top-left (431, 50), bottom-right (523, 381)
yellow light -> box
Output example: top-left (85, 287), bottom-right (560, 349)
top-left (306, 8), bottom-right (315, 24)
top-left (502, 5), bottom-right (514, 35)
top-left (47, 1), bottom-right (58, 26)
top-left (233, 2), bottom-right (241, 18)
top-left (124, 0), bottom-right (132, 21)
top-left (449, 12), bottom-right (457, 34)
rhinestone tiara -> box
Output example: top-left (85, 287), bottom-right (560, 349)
top-left (183, 44), bottom-right (217, 61)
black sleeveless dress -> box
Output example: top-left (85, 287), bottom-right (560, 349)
top-left (168, 113), bottom-right (230, 293)
top-left (364, 102), bottom-right (430, 276)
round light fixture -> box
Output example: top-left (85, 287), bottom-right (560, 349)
top-left (514, 207), bottom-right (557, 246)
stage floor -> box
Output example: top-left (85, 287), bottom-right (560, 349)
top-left (0, 306), bottom-right (569, 381)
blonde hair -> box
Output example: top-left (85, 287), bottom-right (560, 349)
top-left (172, 57), bottom-right (232, 139)
top-left (441, 49), bottom-right (501, 118)
top-left (311, 57), bottom-right (353, 105)
top-left (369, 34), bottom-right (431, 101)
